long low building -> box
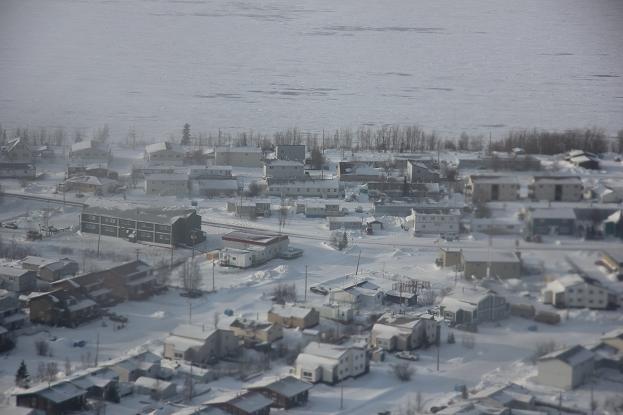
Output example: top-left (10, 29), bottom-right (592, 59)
top-left (0, 162), bottom-right (36, 179)
top-left (267, 180), bottom-right (341, 198)
top-left (80, 206), bottom-right (204, 246)
top-left (220, 230), bottom-right (292, 268)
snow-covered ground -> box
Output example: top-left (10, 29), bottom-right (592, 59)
top-left (1, 0), bottom-right (622, 138)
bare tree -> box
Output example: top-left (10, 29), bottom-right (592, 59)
top-left (393, 363), bottom-right (415, 381)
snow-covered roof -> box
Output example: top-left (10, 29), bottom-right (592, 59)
top-left (602, 327), bottom-right (623, 341)
top-left (65, 175), bottom-right (116, 186)
top-left (461, 250), bottom-right (520, 263)
top-left (531, 175), bottom-right (581, 185)
top-left (265, 160), bottom-right (304, 167)
top-left (248, 375), bottom-right (313, 397)
top-left (469, 175), bottom-right (519, 185)
top-left (205, 391), bottom-right (272, 412)
top-left (135, 376), bottom-right (174, 391)
top-left (301, 341), bottom-right (354, 360)
top-left (215, 146), bottom-right (262, 153)
top-left (170, 324), bottom-right (217, 341)
top-left (67, 298), bottom-right (97, 312)
top-left (0, 266), bottom-right (33, 277)
top-left (71, 140), bottom-right (107, 152)
top-left (270, 304), bottom-right (314, 319)
top-left (195, 179), bottom-right (239, 190)
top-left (539, 345), bottom-right (593, 366)
top-left (269, 179), bottom-right (339, 189)
top-left (546, 274), bottom-right (584, 291)
top-left (145, 141), bottom-right (183, 154)
top-left (82, 206), bottom-right (196, 224)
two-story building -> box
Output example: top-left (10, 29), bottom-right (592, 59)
top-left (529, 176), bottom-right (583, 202)
top-left (263, 160), bottom-right (306, 182)
top-left (294, 342), bottom-right (368, 384)
top-left (144, 142), bottom-right (186, 166)
top-left (465, 175), bottom-right (519, 202)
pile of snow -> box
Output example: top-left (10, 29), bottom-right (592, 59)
top-left (150, 311), bottom-right (166, 319)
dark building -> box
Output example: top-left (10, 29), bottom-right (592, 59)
top-left (248, 376), bottom-right (313, 409)
top-left (206, 391), bottom-right (273, 415)
top-left (15, 381), bottom-right (87, 415)
top-left (28, 289), bottom-right (100, 327)
top-left (80, 206), bottom-right (204, 246)
top-left (275, 144), bottom-right (306, 162)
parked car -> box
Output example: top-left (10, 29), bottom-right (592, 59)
top-left (310, 286), bottom-right (328, 295)
top-left (26, 230), bottom-right (43, 240)
top-left (107, 312), bottom-right (128, 323)
top-left (395, 351), bottom-right (419, 361)
top-left (180, 289), bottom-right (203, 298)
top-left (73, 340), bottom-right (87, 348)
top-left (3, 222), bottom-right (18, 229)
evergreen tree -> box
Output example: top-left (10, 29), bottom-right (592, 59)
top-left (15, 360), bottom-right (30, 388)
top-left (181, 123), bottom-right (191, 145)
top-left (310, 146), bottom-right (324, 170)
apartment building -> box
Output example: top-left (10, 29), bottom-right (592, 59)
top-left (529, 176), bottom-right (583, 202)
top-left (465, 175), bottom-right (519, 202)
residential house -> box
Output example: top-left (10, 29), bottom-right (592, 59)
top-left (15, 381), bottom-right (87, 415)
top-left (328, 217), bottom-right (362, 231)
top-left (0, 266), bottom-right (37, 293)
top-left (69, 140), bottom-right (111, 164)
top-left (61, 175), bottom-right (118, 195)
top-left (303, 203), bottom-right (341, 218)
top-left (86, 260), bottom-right (157, 302)
top-left (214, 146), bottom-right (263, 168)
top-left (0, 163), bottom-right (36, 179)
top-left (1, 137), bottom-right (32, 163)
top-left (268, 305), bottom-right (320, 329)
top-left (105, 351), bottom-right (161, 382)
top-left (337, 161), bottom-right (385, 182)
top-left (248, 376), bottom-right (313, 409)
top-left (465, 175), bottom-right (519, 202)
top-left (409, 210), bottom-right (460, 237)
top-left (267, 179), bottom-right (340, 198)
top-left (67, 164), bottom-right (118, 180)
top-left (192, 179), bottom-right (239, 197)
top-left (542, 274), bottom-right (613, 310)
top-left (406, 160), bottom-right (440, 183)
top-left (145, 173), bottom-right (189, 197)
top-left (461, 250), bottom-right (521, 280)
top-left (164, 324), bottom-right (239, 365)
top-left (205, 391), bottom-right (273, 415)
top-left (20, 256), bottom-right (79, 283)
top-left (318, 303), bottom-right (354, 323)
top-left (220, 231), bottom-right (290, 268)
top-left (68, 367), bottom-right (119, 401)
top-left (536, 345), bottom-right (594, 389)
top-left (440, 286), bottom-right (509, 326)
top-left (365, 218), bottom-right (383, 234)
top-left (470, 383), bottom-right (540, 412)
top-left (329, 280), bottom-right (383, 309)
top-left (189, 165), bottom-right (233, 180)
top-left (436, 248), bottom-right (462, 268)
top-left (28, 289), bottom-right (100, 327)
top-left (229, 318), bottom-right (283, 347)
top-left (601, 328), bottom-right (623, 353)
top-left (528, 176), bottom-right (583, 202)
top-left (263, 160), bottom-right (306, 182)
top-left (275, 144), bottom-right (306, 162)
top-left (134, 376), bottom-right (177, 399)
top-left (470, 218), bottom-right (523, 235)
top-left (574, 206), bottom-right (619, 238)
top-left (370, 313), bottom-right (440, 351)
top-left (32, 145), bottom-right (55, 159)
top-left (458, 255), bottom-right (507, 287)
top-left (0, 289), bottom-right (27, 331)
top-left (80, 206), bottom-right (204, 246)
top-left (294, 342), bottom-right (368, 384)
top-left (144, 142), bottom-right (186, 166)
top-left (565, 151), bottom-right (600, 170)
top-left (526, 208), bottom-right (576, 236)
top-left (227, 200), bottom-right (272, 218)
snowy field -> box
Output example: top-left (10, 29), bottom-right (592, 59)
top-left (1, 0), bottom-right (623, 138)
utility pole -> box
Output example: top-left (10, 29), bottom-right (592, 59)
top-left (135, 248), bottom-right (140, 262)
top-left (355, 249), bottom-right (361, 275)
top-left (304, 265), bottom-right (308, 302)
top-left (96, 231), bottom-right (101, 258)
top-left (188, 300), bottom-right (192, 324)
top-left (558, 392), bottom-right (562, 415)
top-left (340, 382), bottom-right (344, 410)
top-left (212, 260), bottom-right (216, 292)
top-left (170, 244), bottom-right (174, 269)
top-left (95, 332), bottom-right (100, 366)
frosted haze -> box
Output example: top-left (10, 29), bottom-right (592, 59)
top-left (1, 0), bottom-right (622, 139)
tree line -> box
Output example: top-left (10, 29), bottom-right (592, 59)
top-left (1, 122), bottom-right (622, 155)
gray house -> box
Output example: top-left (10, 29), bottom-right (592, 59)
top-left (276, 144), bottom-right (306, 162)
top-left (440, 286), bottom-right (509, 326)
top-left (0, 266), bottom-right (37, 293)
top-left (536, 345), bottom-right (594, 389)
top-left (526, 208), bottom-right (576, 236)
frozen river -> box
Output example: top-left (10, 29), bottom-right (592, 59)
top-left (1, 0), bottom-right (622, 139)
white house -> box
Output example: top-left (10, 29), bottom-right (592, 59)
top-left (134, 376), bottom-right (177, 399)
top-left (370, 312), bottom-right (441, 351)
top-left (409, 210), bottom-right (460, 237)
top-left (214, 146), bottom-right (262, 167)
top-left (465, 175), bottom-right (519, 202)
top-left (294, 341), bottom-right (368, 384)
top-left (263, 160), bottom-right (306, 181)
top-left (542, 274), bottom-right (612, 310)
top-left (529, 176), bottom-right (583, 202)
top-left (267, 179), bottom-right (340, 198)
top-left (329, 280), bottom-right (383, 309)
top-left (536, 345), bottom-right (594, 389)
top-left (219, 231), bottom-right (292, 268)
top-left (144, 142), bottom-right (186, 166)
top-left (69, 140), bottom-right (111, 164)
top-left (144, 173), bottom-right (189, 197)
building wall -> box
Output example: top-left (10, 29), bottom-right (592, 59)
top-left (0, 164), bottom-right (36, 178)
top-left (267, 183), bottom-right (340, 198)
top-left (412, 213), bottom-right (459, 236)
top-left (0, 271), bottom-right (37, 293)
top-left (215, 149), bottom-right (262, 167)
top-left (537, 359), bottom-right (593, 389)
top-left (530, 182), bottom-right (583, 202)
top-left (530, 218), bottom-right (576, 236)
top-left (467, 179), bottom-right (519, 202)
top-left (463, 260), bottom-right (520, 279)
top-left (145, 149), bottom-right (185, 166)
top-left (407, 162), bottom-right (439, 183)
top-left (70, 148), bottom-right (110, 161)
top-left (276, 145), bottom-right (306, 162)
top-left (263, 163), bottom-right (305, 180)
top-left (145, 178), bottom-right (189, 196)
top-left (555, 283), bottom-right (610, 309)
